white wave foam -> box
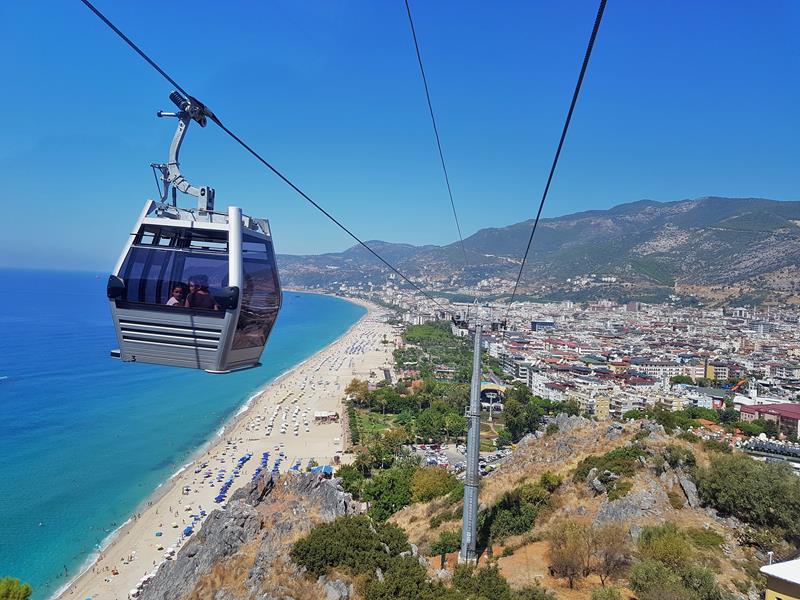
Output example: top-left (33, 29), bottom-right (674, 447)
top-left (49, 517), bottom-right (133, 600)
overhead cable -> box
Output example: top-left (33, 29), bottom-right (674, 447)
top-left (403, 0), bottom-right (469, 271)
top-left (505, 0), bottom-right (607, 318)
top-left (78, 0), bottom-right (446, 310)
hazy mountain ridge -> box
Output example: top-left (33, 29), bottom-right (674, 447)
top-left (278, 197), bottom-right (800, 303)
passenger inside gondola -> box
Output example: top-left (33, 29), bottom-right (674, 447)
top-left (166, 283), bottom-right (187, 306)
top-left (185, 275), bottom-right (218, 310)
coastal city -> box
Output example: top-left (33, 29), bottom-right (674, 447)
top-left (4, 2), bottom-right (800, 600)
top-left (374, 286), bottom-right (800, 440)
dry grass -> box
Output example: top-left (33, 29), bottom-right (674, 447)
top-left (186, 540), bottom-right (260, 600)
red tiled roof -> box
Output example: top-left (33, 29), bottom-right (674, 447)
top-left (742, 403), bottom-right (800, 420)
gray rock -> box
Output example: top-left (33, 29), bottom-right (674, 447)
top-left (324, 579), bottom-right (350, 600)
top-left (576, 505), bottom-right (586, 516)
top-left (410, 543), bottom-right (419, 557)
top-left (605, 422), bottom-right (624, 441)
top-left (141, 472), bottom-right (359, 600)
top-left (435, 569), bottom-right (453, 582)
top-left (375, 567), bottom-right (385, 582)
top-left (676, 469), bottom-right (701, 508)
top-left (594, 481), bottom-right (669, 526)
top-left (590, 478), bottom-right (607, 495)
top-left (642, 421), bottom-right (666, 435)
top-left (554, 412), bottom-right (591, 433)
top-left (585, 467), bottom-right (599, 482)
top-left (554, 440), bottom-right (573, 457)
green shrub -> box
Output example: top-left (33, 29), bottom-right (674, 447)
top-left (701, 439), bottom-right (731, 454)
top-left (664, 445), bottom-right (696, 469)
top-left (335, 464), bottom-right (364, 499)
top-left (629, 560), bottom-right (689, 600)
top-left (452, 565), bottom-right (518, 600)
top-left (362, 463), bottom-right (416, 521)
top-left (538, 471), bottom-right (563, 493)
top-left (545, 422), bottom-right (559, 436)
top-left (573, 446), bottom-right (646, 482)
top-left (290, 515), bottom-right (409, 577)
top-left (410, 467), bottom-right (459, 503)
top-left (638, 523), bottom-right (693, 571)
top-left (607, 480), bottom-right (633, 501)
top-left (695, 454), bottom-right (800, 540)
top-left (485, 483), bottom-right (550, 541)
top-left (361, 555), bottom-right (437, 600)
top-left (686, 527), bottom-right (724, 550)
top-left (514, 585), bottom-right (557, 599)
top-left (591, 588), bottom-right (622, 600)
top-left (430, 529), bottom-right (461, 556)
top-left (0, 578), bottom-right (32, 600)
top-left (444, 482), bottom-right (465, 505)
top-left (677, 431), bottom-right (700, 443)
top-left (575, 446), bottom-right (645, 501)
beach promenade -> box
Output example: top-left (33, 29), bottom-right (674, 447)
top-left (55, 299), bottom-right (393, 600)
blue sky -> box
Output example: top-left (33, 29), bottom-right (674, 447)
top-left (1, 1), bottom-right (798, 270)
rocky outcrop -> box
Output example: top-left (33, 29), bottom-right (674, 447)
top-left (554, 412), bottom-right (592, 433)
top-left (676, 468), bottom-right (701, 508)
top-left (594, 481), bottom-right (670, 526)
top-left (140, 473), bottom-right (359, 600)
top-left (139, 500), bottom-right (262, 600)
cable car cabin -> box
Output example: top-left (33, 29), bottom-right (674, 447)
top-left (107, 200), bottom-right (281, 373)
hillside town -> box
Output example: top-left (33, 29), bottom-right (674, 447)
top-left (363, 288), bottom-right (800, 445)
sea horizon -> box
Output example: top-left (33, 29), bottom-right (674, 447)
top-left (0, 269), bottom-right (365, 599)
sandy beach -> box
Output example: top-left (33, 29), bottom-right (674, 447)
top-left (55, 297), bottom-right (394, 600)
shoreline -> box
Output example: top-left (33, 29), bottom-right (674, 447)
top-left (53, 293), bottom-right (388, 600)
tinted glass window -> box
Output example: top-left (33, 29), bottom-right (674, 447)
top-left (233, 239), bottom-right (281, 349)
top-left (119, 246), bottom-right (228, 312)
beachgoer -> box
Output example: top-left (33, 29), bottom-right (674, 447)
top-left (166, 283), bottom-right (186, 306)
top-left (185, 275), bottom-right (218, 310)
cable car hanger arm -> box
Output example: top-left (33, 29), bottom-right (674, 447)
top-left (152, 91), bottom-right (217, 211)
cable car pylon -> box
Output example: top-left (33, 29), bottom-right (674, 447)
top-left (459, 322), bottom-right (482, 564)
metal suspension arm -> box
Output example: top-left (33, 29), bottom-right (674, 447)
top-left (154, 91), bottom-right (215, 211)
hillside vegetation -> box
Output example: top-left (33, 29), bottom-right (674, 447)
top-left (279, 197), bottom-right (800, 305)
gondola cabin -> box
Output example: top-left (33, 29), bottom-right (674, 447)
top-left (107, 200), bottom-right (281, 373)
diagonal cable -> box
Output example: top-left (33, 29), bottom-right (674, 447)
top-left (505, 0), bottom-right (607, 320)
top-left (404, 0), bottom-right (469, 271)
top-left (79, 0), bottom-right (446, 310)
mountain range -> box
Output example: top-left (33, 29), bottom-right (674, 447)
top-left (277, 197), bottom-right (800, 304)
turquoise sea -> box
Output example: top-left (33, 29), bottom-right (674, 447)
top-left (0, 269), bottom-right (365, 598)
